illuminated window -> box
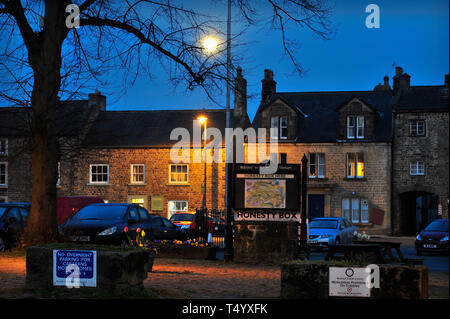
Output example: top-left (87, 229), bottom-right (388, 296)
top-left (169, 164), bottom-right (188, 184)
top-left (346, 153), bottom-right (364, 178)
top-left (168, 200), bottom-right (188, 217)
top-left (89, 164), bottom-right (109, 184)
top-left (0, 162), bottom-right (7, 187)
top-left (131, 164), bottom-right (145, 184)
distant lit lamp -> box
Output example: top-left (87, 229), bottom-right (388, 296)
top-left (202, 36), bottom-right (219, 54)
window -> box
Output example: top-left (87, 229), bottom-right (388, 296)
top-left (270, 116), bottom-right (288, 139)
top-left (138, 207), bottom-right (149, 221)
top-left (89, 164), bottom-right (109, 184)
top-left (0, 162), bottom-right (7, 187)
top-left (342, 198), bottom-right (369, 224)
top-left (168, 200), bottom-right (188, 217)
top-left (347, 116), bottom-right (364, 139)
top-left (410, 120), bottom-right (426, 137)
top-left (56, 162), bottom-right (61, 186)
top-left (0, 138), bottom-right (7, 155)
top-left (346, 153), bottom-right (364, 178)
top-left (169, 164), bottom-right (188, 184)
top-left (410, 161), bottom-right (425, 176)
top-left (131, 164), bottom-right (145, 184)
top-left (0, 196), bottom-right (7, 203)
top-left (308, 153), bottom-right (325, 178)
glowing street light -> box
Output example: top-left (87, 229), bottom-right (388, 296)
top-left (202, 36), bottom-right (219, 53)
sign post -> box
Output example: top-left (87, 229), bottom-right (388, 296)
top-left (299, 155), bottom-right (309, 260)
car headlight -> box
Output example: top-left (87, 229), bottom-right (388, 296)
top-left (440, 236), bottom-right (448, 242)
top-left (320, 235), bottom-right (332, 238)
top-left (180, 225), bottom-right (190, 229)
top-left (98, 226), bottom-right (117, 236)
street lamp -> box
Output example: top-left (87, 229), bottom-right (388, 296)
top-left (202, 36), bottom-right (219, 54)
top-left (197, 116), bottom-right (208, 209)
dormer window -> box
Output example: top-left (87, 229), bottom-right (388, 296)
top-left (347, 116), bottom-right (364, 139)
top-left (270, 116), bottom-right (288, 139)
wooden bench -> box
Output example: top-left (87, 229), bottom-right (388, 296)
top-left (325, 244), bottom-right (386, 264)
top-left (353, 240), bottom-right (424, 265)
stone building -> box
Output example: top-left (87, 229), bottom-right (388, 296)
top-left (251, 69), bottom-right (393, 234)
top-left (391, 68), bottom-right (449, 235)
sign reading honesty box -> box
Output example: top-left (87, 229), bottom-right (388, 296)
top-left (53, 250), bottom-right (97, 287)
top-left (329, 267), bottom-right (371, 297)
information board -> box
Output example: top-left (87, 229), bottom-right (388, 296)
top-left (53, 250), bottom-right (97, 287)
top-left (329, 267), bottom-right (371, 297)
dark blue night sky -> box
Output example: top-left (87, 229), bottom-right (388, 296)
top-left (105, 0), bottom-right (449, 122)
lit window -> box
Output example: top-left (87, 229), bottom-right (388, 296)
top-left (309, 153), bottom-right (325, 178)
top-left (131, 164), bottom-right (145, 184)
top-left (347, 153), bottom-right (364, 178)
top-left (169, 164), bottom-right (188, 184)
top-left (410, 161), bottom-right (425, 176)
top-left (90, 164), bottom-right (109, 184)
top-left (168, 200), bottom-right (188, 217)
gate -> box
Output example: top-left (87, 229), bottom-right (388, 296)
top-left (194, 208), bottom-right (226, 249)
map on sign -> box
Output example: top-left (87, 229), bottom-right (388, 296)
top-left (244, 179), bottom-right (286, 209)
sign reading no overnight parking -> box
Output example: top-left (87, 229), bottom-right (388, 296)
top-left (53, 250), bottom-right (97, 287)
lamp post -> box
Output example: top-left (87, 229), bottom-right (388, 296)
top-left (198, 116), bottom-right (208, 209)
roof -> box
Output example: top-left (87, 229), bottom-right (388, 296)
top-left (394, 85), bottom-right (449, 112)
top-left (253, 90), bottom-right (393, 142)
top-left (82, 109), bottom-right (249, 148)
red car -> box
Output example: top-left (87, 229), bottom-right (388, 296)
top-left (415, 219), bottom-right (449, 255)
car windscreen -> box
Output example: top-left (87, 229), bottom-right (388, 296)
top-left (309, 220), bottom-right (338, 229)
top-left (72, 205), bottom-right (127, 220)
top-left (425, 221), bottom-right (449, 232)
top-left (170, 214), bottom-right (194, 222)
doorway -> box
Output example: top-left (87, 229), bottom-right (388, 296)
top-left (398, 191), bottom-right (439, 235)
top-left (308, 194), bottom-right (324, 220)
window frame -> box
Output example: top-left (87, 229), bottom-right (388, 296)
top-left (0, 138), bottom-right (7, 156)
top-left (409, 119), bottom-right (426, 137)
top-left (130, 164), bottom-right (146, 184)
top-left (356, 116), bottom-right (365, 139)
top-left (346, 152), bottom-right (364, 178)
top-left (308, 153), bottom-right (326, 178)
top-left (0, 161), bottom-right (7, 187)
top-left (168, 200), bottom-right (188, 218)
top-left (410, 161), bottom-right (425, 176)
top-left (342, 197), bottom-right (370, 224)
top-left (168, 164), bottom-right (189, 184)
top-left (279, 116), bottom-right (288, 139)
top-left (89, 164), bottom-right (110, 184)
top-left (347, 116), bottom-right (356, 139)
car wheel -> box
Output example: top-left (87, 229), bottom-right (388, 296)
top-left (335, 238), bottom-right (341, 246)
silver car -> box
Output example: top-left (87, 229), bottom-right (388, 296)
top-left (308, 217), bottom-right (357, 249)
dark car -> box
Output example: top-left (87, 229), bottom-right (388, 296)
top-left (60, 203), bottom-right (187, 245)
top-left (415, 219), bottom-right (449, 255)
top-left (0, 203), bottom-right (30, 251)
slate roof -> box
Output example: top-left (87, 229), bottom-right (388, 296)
top-left (252, 90), bottom-right (394, 143)
top-left (393, 85), bottom-right (449, 112)
top-left (82, 109), bottom-right (249, 148)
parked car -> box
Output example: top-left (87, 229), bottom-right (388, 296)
top-left (308, 217), bottom-right (356, 249)
top-left (0, 203), bottom-right (30, 251)
top-left (169, 211), bottom-right (224, 238)
top-left (415, 219), bottom-right (449, 255)
top-left (57, 196), bottom-right (105, 225)
top-left (60, 203), bottom-right (187, 245)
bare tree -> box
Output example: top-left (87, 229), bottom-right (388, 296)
top-left (0, 0), bottom-right (333, 245)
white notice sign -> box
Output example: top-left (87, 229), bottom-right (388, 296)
top-left (329, 267), bottom-right (371, 297)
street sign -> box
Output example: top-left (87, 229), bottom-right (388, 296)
top-left (329, 267), bottom-right (371, 297)
top-left (53, 250), bottom-right (97, 287)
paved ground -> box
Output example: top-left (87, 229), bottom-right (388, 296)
top-left (0, 237), bottom-right (448, 299)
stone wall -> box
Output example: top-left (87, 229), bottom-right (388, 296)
top-left (392, 111), bottom-right (449, 234)
top-left (233, 221), bottom-right (298, 264)
top-left (281, 261), bottom-right (429, 299)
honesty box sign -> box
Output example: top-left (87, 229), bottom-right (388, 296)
top-left (53, 250), bottom-right (97, 288)
top-left (329, 267), bottom-right (371, 297)
top-left (234, 211), bottom-right (301, 222)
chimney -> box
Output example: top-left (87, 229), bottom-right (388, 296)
top-left (392, 66), bottom-right (410, 95)
top-left (233, 67), bottom-right (247, 119)
top-left (88, 90), bottom-right (106, 111)
top-left (261, 69), bottom-right (276, 102)
top-left (374, 75), bottom-right (391, 91)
